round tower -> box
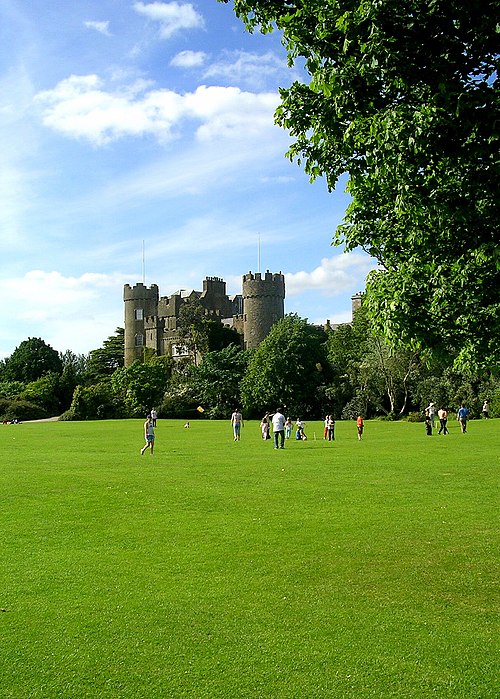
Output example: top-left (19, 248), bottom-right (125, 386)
top-left (242, 271), bottom-right (285, 349)
top-left (123, 283), bottom-right (159, 365)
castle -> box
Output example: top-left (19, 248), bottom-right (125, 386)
top-left (123, 271), bottom-right (286, 366)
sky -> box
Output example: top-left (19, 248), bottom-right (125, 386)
top-left (0, 0), bottom-right (376, 359)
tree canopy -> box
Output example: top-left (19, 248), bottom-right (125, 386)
top-left (241, 313), bottom-right (330, 417)
top-left (3, 337), bottom-right (63, 383)
top-left (85, 328), bottom-right (124, 381)
top-left (224, 0), bottom-right (500, 369)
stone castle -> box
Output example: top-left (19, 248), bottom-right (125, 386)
top-left (124, 271), bottom-right (286, 366)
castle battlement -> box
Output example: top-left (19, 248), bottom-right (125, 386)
top-left (123, 282), bottom-right (159, 302)
top-left (243, 271), bottom-right (283, 283)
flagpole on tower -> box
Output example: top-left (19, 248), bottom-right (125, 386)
top-left (142, 240), bottom-right (145, 284)
top-left (258, 232), bottom-right (261, 274)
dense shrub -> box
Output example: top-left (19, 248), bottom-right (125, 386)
top-left (0, 398), bottom-right (48, 422)
top-left (407, 411), bottom-right (425, 423)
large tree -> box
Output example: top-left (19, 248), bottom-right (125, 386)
top-left (241, 313), bottom-right (330, 417)
top-left (224, 0), bottom-right (500, 369)
top-left (85, 328), bottom-right (124, 381)
top-left (188, 345), bottom-right (250, 418)
top-left (111, 356), bottom-right (172, 416)
top-left (3, 337), bottom-right (63, 383)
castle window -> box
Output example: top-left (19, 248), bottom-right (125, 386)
top-left (135, 334), bottom-right (144, 347)
top-left (135, 308), bottom-right (143, 320)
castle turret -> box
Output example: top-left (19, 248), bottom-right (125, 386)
top-left (200, 276), bottom-right (233, 317)
top-left (351, 291), bottom-right (364, 317)
top-left (242, 271), bottom-right (285, 349)
top-left (123, 283), bottom-right (159, 366)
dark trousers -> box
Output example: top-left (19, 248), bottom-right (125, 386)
top-left (438, 419), bottom-right (449, 434)
top-left (274, 430), bottom-right (285, 449)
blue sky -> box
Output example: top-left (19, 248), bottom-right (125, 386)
top-left (0, 0), bottom-right (376, 359)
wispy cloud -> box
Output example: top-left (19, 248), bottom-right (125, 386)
top-left (203, 50), bottom-right (295, 90)
top-left (0, 65), bottom-right (38, 248)
top-left (170, 50), bottom-right (207, 68)
top-left (84, 20), bottom-right (111, 36)
top-left (133, 1), bottom-right (204, 39)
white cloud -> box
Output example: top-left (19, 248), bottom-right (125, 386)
top-left (84, 20), bottom-right (111, 36)
top-left (0, 271), bottom-right (128, 356)
top-left (285, 253), bottom-right (376, 297)
top-left (133, 1), bottom-right (204, 39)
top-left (170, 50), bottom-right (207, 68)
top-left (35, 76), bottom-right (279, 146)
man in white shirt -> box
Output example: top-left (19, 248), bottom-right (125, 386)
top-left (272, 408), bottom-right (286, 450)
top-left (426, 402), bottom-right (436, 428)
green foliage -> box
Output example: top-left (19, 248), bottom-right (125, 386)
top-left (60, 349), bottom-right (87, 377)
top-left (68, 382), bottom-right (124, 420)
top-left (0, 398), bottom-right (48, 422)
top-left (188, 345), bottom-right (250, 418)
top-left (21, 372), bottom-right (62, 416)
top-left (204, 319), bottom-right (242, 353)
top-left (85, 327), bottom-right (124, 381)
top-left (226, 0), bottom-right (500, 369)
top-left (407, 411), bottom-right (425, 423)
top-left (326, 307), bottom-right (371, 415)
top-left (0, 380), bottom-right (26, 399)
top-left (160, 381), bottom-right (199, 419)
top-left (241, 314), bottom-right (330, 417)
top-left (489, 388), bottom-right (500, 419)
top-left (177, 299), bottom-right (208, 364)
top-left (111, 357), bottom-right (172, 416)
top-left (3, 337), bottom-right (63, 383)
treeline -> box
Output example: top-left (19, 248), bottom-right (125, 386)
top-left (1, 309), bottom-right (498, 423)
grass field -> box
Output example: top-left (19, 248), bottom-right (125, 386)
top-left (1, 417), bottom-right (498, 698)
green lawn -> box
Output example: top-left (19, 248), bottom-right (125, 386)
top-left (1, 418), bottom-right (498, 698)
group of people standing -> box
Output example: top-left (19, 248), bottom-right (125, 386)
top-left (233, 410), bottom-right (365, 444)
top-left (425, 402), bottom-right (476, 435)
top-left (258, 412), bottom-right (308, 445)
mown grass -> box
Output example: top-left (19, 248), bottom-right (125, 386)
top-left (1, 417), bottom-right (498, 698)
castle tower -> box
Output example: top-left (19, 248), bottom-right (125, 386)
top-left (351, 291), bottom-right (364, 317)
top-left (242, 270), bottom-right (285, 349)
top-left (123, 283), bottom-right (159, 366)
top-left (200, 276), bottom-right (233, 317)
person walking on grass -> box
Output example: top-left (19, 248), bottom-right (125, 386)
top-left (272, 408), bottom-right (286, 450)
top-left (357, 415), bottom-right (364, 440)
top-left (231, 408), bottom-right (244, 441)
top-left (438, 407), bottom-right (449, 435)
top-left (141, 414), bottom-right (155, 455)
top-left (457, 405), bottom-right (469, 433)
